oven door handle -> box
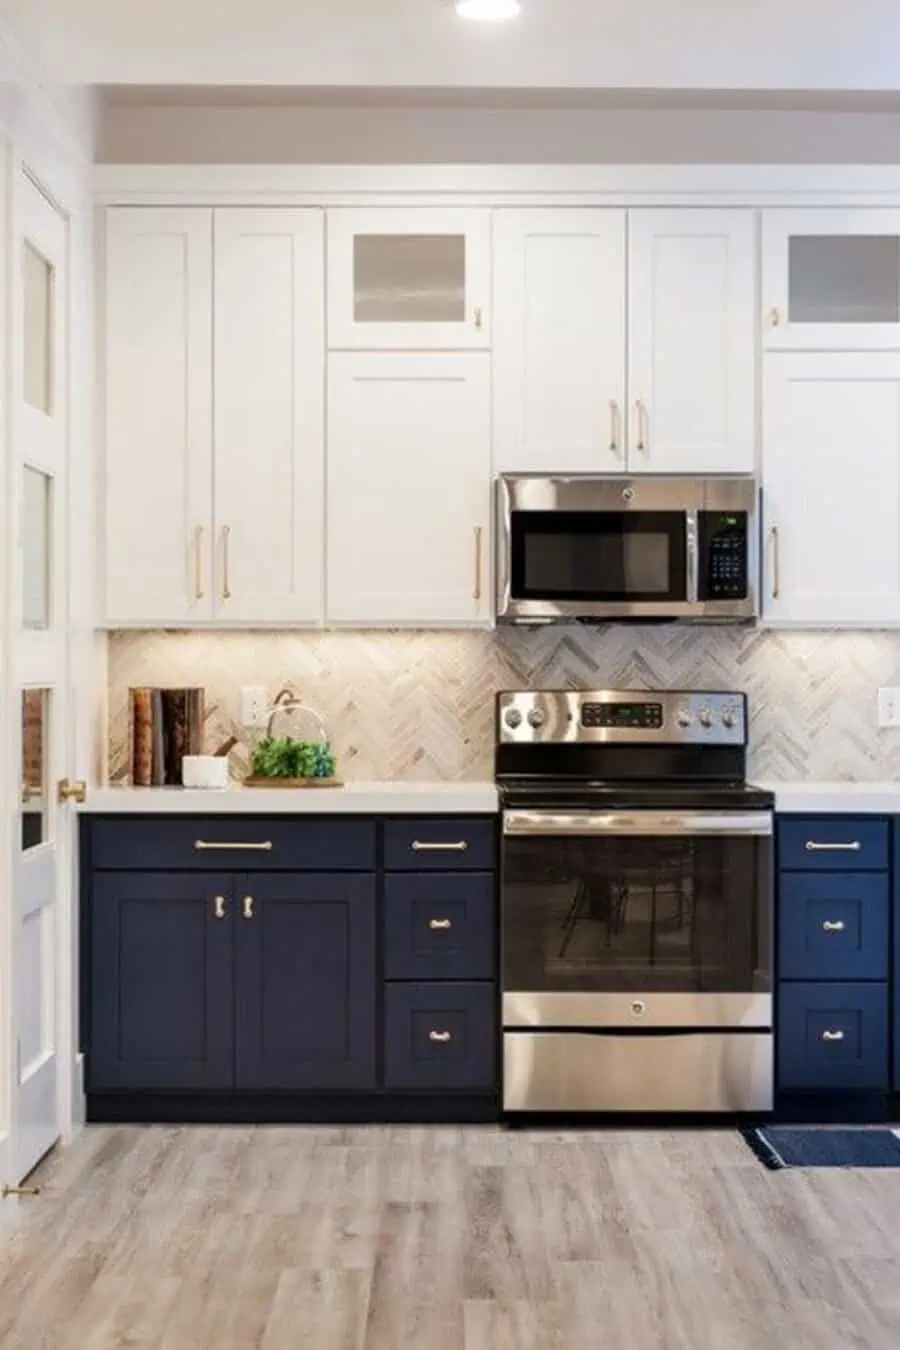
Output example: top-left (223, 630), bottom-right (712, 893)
top-left (503, 810), bottom-right (773, 838)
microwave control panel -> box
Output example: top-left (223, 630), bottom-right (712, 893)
top-left (699, 512), bottom-right (748, 600)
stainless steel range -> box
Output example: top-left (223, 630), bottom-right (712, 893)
top-left (497, 689), bottom-right (774, 1114)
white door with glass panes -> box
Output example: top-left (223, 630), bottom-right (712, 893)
top-left (327, 352), bottom-right (491, 625)
top-left (104, 208), bottom-right (214, 624)
top-left (628, 209), bottom-right (756, 473)
top-left (492, 209), bottom-right (627, 472)
top-left (763, 210), bottom-right (900, 349)
top-left (327, 208), bottom-right (491, 349)
top-left (763, 351), bottom-right (900, 625)
top-left (9, 175), bottom-right (70, 1182)
top-left (213, 209), bottom-right (325, 624)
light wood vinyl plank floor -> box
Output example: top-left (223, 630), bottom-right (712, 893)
top-left (1, 1125), bottom-right (900, 1348)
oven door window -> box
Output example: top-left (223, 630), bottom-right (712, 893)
top-left (510, 510), bottom-right (687, 603)
top-left (503, 831), bottom-right (771, 994)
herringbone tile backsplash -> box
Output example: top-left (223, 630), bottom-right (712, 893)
top-left (108, 628), bottom-right (900, 783)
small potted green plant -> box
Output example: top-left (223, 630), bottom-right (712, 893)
top-left (248, 735), bottom-right (337, 784)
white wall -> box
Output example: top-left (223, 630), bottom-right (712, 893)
top-left (99, 102), bottom-right (900, 166)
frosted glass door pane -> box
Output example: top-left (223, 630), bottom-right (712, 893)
top-left (789, 236), bottom-right (900, 323)
top-left (353, 235), bottom-right (466, 322)
top-left (22, 466), bottom-right (51, 629)
top-left (24, 241), bottom-right (54, 411)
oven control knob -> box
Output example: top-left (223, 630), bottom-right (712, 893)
top-left (527, 707), bottom-right (547, 729)
top-left (722, 712), bottom-right (736, 729)
top-left (677, 710), bottom-right (693, 728)
top-left (699, 709), bottom-right (714, 728)
top-left (504, 707), bottom-right (523, 730)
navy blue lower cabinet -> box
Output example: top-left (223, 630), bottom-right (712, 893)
top-left (90, 872), bottom-right (234, 1091)
top-left (778, 817), bottom-right (889, 872)
top-left (384, 873), bottom-right (495, 981)
top-left (235, 872), bottom-right (377, 1091)
top-left (778, 982), bottom-right (889, 1091)
top-left (384, 983), bottom-right (496, 1091)
top-left (778, 872), bottom-right (889, 982)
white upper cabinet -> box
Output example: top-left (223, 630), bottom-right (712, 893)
top-left (763, 351), bottom-right (900, 625)
top-left (763, 209), bottom-right (900, 350)
top-left (213, 209), bottom-right (325, 624)
top-left (628, 209), bottom-right (756, 474)
top-left (492, 207), bottom-right (756, 476)
top-left (105, 208), bottom-right (214, 625)
top-left (327, 352), bottom-right (491, 625)
top-left (327, 208), bottom-right (491, 350)
top-left (493, 209), bottom-right (627, 473)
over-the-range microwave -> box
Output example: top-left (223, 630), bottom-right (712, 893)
top-left (495, 474), bottom-right (759, 624)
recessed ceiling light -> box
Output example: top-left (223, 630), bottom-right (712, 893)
top-left (456, 0), bottom-right (522, 22)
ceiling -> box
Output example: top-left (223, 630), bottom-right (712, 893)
top-left (6, 0), bottom-right (900, 92)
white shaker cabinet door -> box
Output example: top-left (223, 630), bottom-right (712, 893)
top-left (763, 352), bottom-right (900, 625)
top-left (493, 209), bottom-right (627, 472)
top-left (104, 208), bottom-right (214, 624)
top-left (327, 208), bottom-right (491, 350)
top-left (627, 209), bottom-right (756, 474)
top-left (213, 209), bottom-right (325, 624)
top-left (327, 352), bottom-right (491, 625)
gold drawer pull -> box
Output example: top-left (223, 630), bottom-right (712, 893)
top-left (822, 920), bottom-right (846, 933)
top-left (429, 1030), bottom-right (452, 1044)
top-left (821, 1029), bottom-right (845, 1043)
top-left (195, 840), bottom-right (273, 852)
top-left (805, 841), bottom-right (861, 853)
top-left (429, 918), bottom-right (453, 931)
top-left (411, 841), bottom-right (469, 853)
top-left (2, 1184), bottom-right (41, 1198)
top-left (213, 896), bottom-right (226, 920)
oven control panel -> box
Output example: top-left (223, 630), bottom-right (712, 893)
top-left (497, 690), bottom-right (747, 746)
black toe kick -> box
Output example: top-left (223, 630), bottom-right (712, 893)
top-left (87, 1092), bottom-right (501, 1126)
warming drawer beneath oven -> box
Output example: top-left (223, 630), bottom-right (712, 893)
top-left (503, 991), bottom-right (772, 1029)
top-left (503, 1031), bottom-right (773, 1112)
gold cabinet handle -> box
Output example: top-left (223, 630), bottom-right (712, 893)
top-left (2, 1184), bottom-right (41, 1198)
top-left (634, 400), bottom-right (648, 453)
top-left (474, 307), bottom-right (484, 330)
top-left (805, 841), bottom-right (861, 853)
top-left (194, 525), bottom-right (204, 601)
top-left (473, 525), bottom-right (483, 603)
top-left (822, 920), bottom-right (846, 933)
top-left (195, 840), bottom-right (273, 852)
top-left (213, 896), bottom-right (226, 920)
top-left (58, 779), bottom-right (87, 804)
top-left (222, 525), bottom-right (232, 601)
top-left (243, 895), bottom-right (254, 920)
top-left (428, 918), bottom-right (453, 931)
top-left (411, 840), bottom-right (469, 853)
top-left (609, 400), bottom-right (622, 457)
top-left (429, 1030), bottom-right (452, 1044)
top-left (821, 1029), bottom-right (845, 1043)
top-left (770, 525), bottom-right (780, 600)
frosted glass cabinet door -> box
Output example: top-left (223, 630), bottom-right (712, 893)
top-left (327, 208), bottom-right (491, 349)
top-left (763, 210), bottom-right (900, 349)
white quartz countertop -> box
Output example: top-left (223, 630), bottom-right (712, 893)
top-left (81, 781), bottom-right (500, 815)
top-left (760, 782), bottom-right (900, 814)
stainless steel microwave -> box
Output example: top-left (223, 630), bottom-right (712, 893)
top-left (495, 474), bottom-right (759, 624)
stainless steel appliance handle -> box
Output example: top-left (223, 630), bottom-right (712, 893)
top-left (686, 512), bottom-right (699, 605)
top-left (503, 810), bottom-right (773, 838)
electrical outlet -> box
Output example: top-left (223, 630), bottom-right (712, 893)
top-left (877, 688), bottom-right (900, 728)
top-left (241, 686), bottom-right (268, 729)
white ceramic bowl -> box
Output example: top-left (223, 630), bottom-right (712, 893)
top-left (181, 756), bottom-right (230, 790)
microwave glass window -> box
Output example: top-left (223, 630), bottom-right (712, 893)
top-left (511, 511), bottom-right (687, 603)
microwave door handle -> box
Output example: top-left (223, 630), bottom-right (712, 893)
top-left (686, 512), bottom-right (699, 604)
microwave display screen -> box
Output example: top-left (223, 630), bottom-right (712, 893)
top-left (511, 511), bottom-right (687, 604)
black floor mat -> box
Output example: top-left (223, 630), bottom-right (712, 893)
top-left (743, 1126), bottom-right (900, 1169)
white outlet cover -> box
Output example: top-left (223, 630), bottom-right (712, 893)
top-left (241, 686), bottom-right (269, 728)
top-left (877, 687), bottom-right (900, 728)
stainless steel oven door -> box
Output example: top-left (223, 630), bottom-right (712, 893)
top-left (502, 809), bottom-right (773, 1029)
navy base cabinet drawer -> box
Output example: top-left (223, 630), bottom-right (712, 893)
top-left (384, 819), bottom-right (494, 871)
top-left (778, 982), bottom-right (888, 1090)
top-left (384, 873), bottom-right (495, 981)
top-left (384, 983), bottom-right (496, 1091)
top-left (90, 816), bottom-right (377, 872)
top-left (779, 818), bottom-right (888, 872)
top-left (779, 872), bottom-right (889, 981)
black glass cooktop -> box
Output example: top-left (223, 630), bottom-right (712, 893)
top-left (497, 778), bottom-right (774, 813)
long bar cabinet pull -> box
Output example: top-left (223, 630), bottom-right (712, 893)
top-left (635, 400), bottom-right (649, 453)
top-left (822, 920), bottom-right (847, 933)
top-left (473, 525), bottom-right (483, 602)
top-left (194, 525), bottom-right (204, 601)
top-left (195, 840), bottom-right (273, 852)
top-left (609, 400), bottom-right (621, 456)
top-left (770, 526), bottom-right (780, 600)
top-left (805, 841), bottom-right (861, 853)
top-left (222, 525), bottom-right (232, 600)
top-left (411, 840), bottom-right (469, 853)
